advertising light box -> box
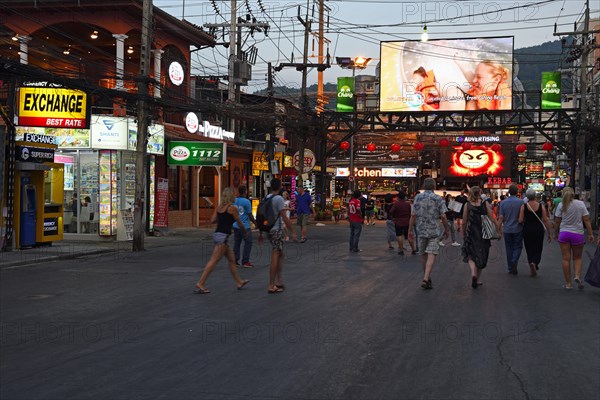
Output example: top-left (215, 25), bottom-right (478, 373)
top-left (380, 37), bottom-right (513, 112)
top-left (17, 85), bottom-right (89, 128)
top-left (91, 116), bottom-right (128, 150)
top-left (168, 141), bottom-right (226, 166)
top-left (441, 145), bottom-right (512, 177)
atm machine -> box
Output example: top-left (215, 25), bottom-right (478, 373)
top-left (19, 175), bottom-right (37, 248)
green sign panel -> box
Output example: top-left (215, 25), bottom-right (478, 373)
top-left (167, 141), bottom-right (226, 166)
top-left (541, 71), bottom-right (561, 109)
top-left (337, 77), bottom-right (355, 112)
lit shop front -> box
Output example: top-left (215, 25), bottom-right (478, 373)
top-left (16, 115), bottom-right (164, 236)
top-left (335, 167), bottom-right (418, 194)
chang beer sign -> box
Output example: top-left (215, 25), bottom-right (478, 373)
top-left (168, 141), bottom-right (226, 166)
top-left (337, 77), bottom-right (355, 112)
top-left (541, 71), bottom-right (561, 109)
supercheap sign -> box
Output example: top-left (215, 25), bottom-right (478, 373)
top-left (17, 87), bottom-right (89, 128)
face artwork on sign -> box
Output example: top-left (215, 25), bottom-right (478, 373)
top-left (449, 146), bottom-right (504, 177)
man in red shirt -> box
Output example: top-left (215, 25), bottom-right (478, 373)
top-left (348, 190), bottom-right (364, 252)
top-left (389, 191), bottom-right (416, 256)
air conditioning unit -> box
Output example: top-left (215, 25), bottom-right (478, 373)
top-left (233, 61), bottom-right (252, 85)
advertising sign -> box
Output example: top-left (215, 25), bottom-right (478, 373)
top-left (337, 77), bottom-right (355, 112)
top-left (293, 149), bottom-right (316, 172)
top-left (16, 145), bottom-right (55, 163)
top-left (91, 116), bottom-right (128, 150)
top-left (541, 71), bottom-right (561, 109)
top-left (336, 167), bottom-right (417, 177)
top-left (380, 37), bottom-right (513, 112)
top-left (127, 118), bottom-right (165, 155)
top-left (43, 218), bottom-right (59, 236)
top-left (169, 62), bottom-right (184, 86)
top-left (441, 146), bottom-right (512, 177)
top-left (155, 178), bottom-right (169, 228)
top-left (16, 126), bottom-right (90, 148)
top-left (17, 86), bottom-right (89, 128)
top-left (252, 151), bottom-right (283, 176)
top-left (167, 141), bottom-right (226, 166)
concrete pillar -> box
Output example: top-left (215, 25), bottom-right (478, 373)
top-left (18, 35), bottom-right (32, 65)
top-left (112, 34), bottom-right (128, 90)
top-left (151, 49), bottom-right (164, 98)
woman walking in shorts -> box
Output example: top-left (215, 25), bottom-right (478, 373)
top-left (554, 187), bottom-right (595, 290)
top-left (194, 187), bottom-right (250, 294)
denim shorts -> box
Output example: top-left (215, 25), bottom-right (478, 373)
top-left (213, 232), bottom-right (230, 245)
top-left (558, 231), bottom-right (585, 246)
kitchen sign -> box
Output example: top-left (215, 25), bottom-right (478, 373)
top-left (167, 141), bottom-right (226, 166)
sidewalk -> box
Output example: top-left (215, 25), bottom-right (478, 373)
top-left (0, 227), bottom-right (214, 268)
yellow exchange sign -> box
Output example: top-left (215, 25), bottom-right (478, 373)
top-left (17, 87), bottom-right (88, 128)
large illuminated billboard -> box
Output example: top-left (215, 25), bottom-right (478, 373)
top-left (380, 37), bottom-right (513, 112)
top-left (441, 145), bottom-right (512, 177)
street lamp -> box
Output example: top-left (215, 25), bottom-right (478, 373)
top-left (336, 56), bottom-right (373, 191)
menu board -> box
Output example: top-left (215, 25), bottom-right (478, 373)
top-left (98, 150), bottom-right (119, 236)
top-left (124, 163), bottom-right (136, 210)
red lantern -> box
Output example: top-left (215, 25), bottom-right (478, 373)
top-left (491, 143), bottom-right (502, 152)
top-left (413, 142), bottom-right (424, 151)
top-left (366, 143), bottom-right (376, 152)
top-left (340, 141), bottom-right (350, 151)
top-left (516, 144), bottom-right (527, 153)
top-left (390, 143), bottom-right (401, 152)
top-left (461, 142), bottom-right (472, 150)
top-left (439, 138), bottom-right (450, 147)
top-left (542, 142), bottom-right (554, 151)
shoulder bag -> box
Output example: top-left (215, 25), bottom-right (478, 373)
top-left (480, 203), bottom-right (500, 240)
top-left (526, 202), bottom-right (547, 232)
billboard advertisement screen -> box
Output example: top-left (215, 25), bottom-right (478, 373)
top-left (380, 37), bottom-right (513, 112)
top-left (441, 145), bottom-right (512, 177)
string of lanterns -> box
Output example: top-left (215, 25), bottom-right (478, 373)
top-left (337, 140), bottom-right (555, 153)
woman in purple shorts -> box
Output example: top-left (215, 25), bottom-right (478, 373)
top-left (553, 187), bottom-right (595, 290)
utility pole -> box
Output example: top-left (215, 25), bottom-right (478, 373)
top-left (133, 0), bottom-right (153, 251)
top-left (297, 4), bottom-right (310, 188)
top-left (554, 0), bottom-right (593, 195)
top-left (317, 0), bottom-right (324, 113)
top-left (228, 0), bottom-right (237, 134)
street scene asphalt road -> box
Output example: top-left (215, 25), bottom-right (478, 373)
top-left (1, 222), bottom-right (599, 400)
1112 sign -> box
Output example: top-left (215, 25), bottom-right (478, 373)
top-left (167, 141), bottom-right (227, 167)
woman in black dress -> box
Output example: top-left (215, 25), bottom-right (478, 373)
top-left (461, 186), bottom-right (500, 289)
top-left (519, 189), bottom-right (553, 276)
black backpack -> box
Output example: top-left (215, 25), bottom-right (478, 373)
top-left (256, 195), bottom-right (279, 232)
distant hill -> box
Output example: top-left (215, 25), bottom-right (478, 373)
top-left (254, 39), bottom-right (573, 101)
top-left (514, 39), bottom-right (572, 93)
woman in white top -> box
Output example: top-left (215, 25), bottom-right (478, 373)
top-left (553, 187), bottom-right (595, 289)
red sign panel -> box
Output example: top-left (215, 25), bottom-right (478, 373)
top-left (155, 178), bottom-right (169, 228)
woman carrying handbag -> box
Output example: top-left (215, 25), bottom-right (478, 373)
top-left (462, 186), bottom-right (500, 289)
top-left (519, 189), bottom-right (553, 276)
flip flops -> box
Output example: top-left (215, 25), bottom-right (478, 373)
top-left (574, 277), bottom-right (584, 290)
top-left (237, 280), bottom-right (250, 290)
top-left (193, 287), bottom-right (210, 294)
top-left (268, 287), bottom-right (284, 294)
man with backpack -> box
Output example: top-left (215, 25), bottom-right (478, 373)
top-left (232, 185), bottom-right (256, 268)
top-left (257, 178), bottom-right (297, 293)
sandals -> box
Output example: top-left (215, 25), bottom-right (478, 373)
top-left (275, 284), bottom-right (286, 290)
top-left (421, 280), bottom-right (433, 290)
top-left (237, 280), bottom-right (250, 290)
top-left (562, 284), bottom-right (573, 290)
top-left (574, 277), bottom-right (584, 290)
top-left (193, 287), bottom-right (211, 294)
top-left (529, 263), bottom-right (537, 277)
top-left (268, 287), bottom-right (284, 294)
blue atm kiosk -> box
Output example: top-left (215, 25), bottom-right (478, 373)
top-left (20, 175), bottom-right (37, 248)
